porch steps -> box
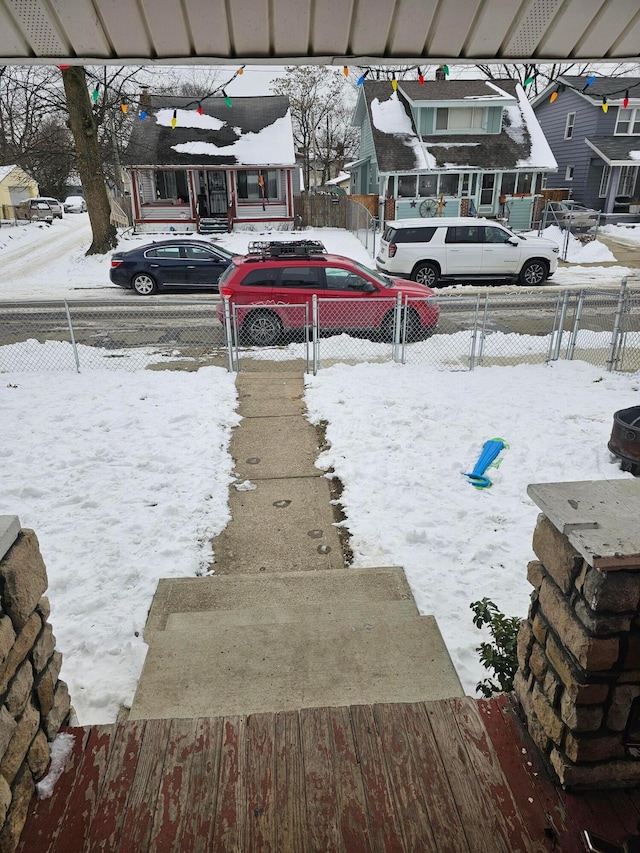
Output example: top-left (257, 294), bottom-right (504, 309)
top-left (129, 567), bottom-right (464, 720)
top-left (198, 216), bottom-right (228, 235)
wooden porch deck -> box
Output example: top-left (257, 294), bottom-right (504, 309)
top-left (18, 695), bottom-right (639, 852)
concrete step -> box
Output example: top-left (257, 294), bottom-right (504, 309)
top-left (145, 567), bottom-right (414, 636)
top-left (163, 598), bottom-right (419, 630)
top-left (130, 611), bottom-right (464, 720)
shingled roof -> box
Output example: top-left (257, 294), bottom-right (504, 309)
top-left (557, 75), bottom-right (640, 102)
top-left (124, 94), bottom-right (295, 169)
top-left (359, 79), bottom-right (556, 174)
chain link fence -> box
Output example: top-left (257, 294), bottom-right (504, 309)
top-left (0, 299), bottom-right (225, 373)
top-left (346, 197), bottom-right (378, 258)
top-left (2, 281), bottom-right (640, 376)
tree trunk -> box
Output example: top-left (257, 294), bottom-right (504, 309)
top-left (62, 66), bottom-right (117, 255)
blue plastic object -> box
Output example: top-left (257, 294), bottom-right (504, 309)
top-left (463, 438), bottom-right (507, 489)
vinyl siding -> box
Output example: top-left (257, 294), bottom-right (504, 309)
top-left (535, 88), bottom-right (622, 209)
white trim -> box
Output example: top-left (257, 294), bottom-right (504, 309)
top-left (599, 163), bottom-right (611, 198)
top-left (565, 165), bottom-right (574, 180)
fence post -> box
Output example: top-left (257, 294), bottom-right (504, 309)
top-left (63, 301), bottom-right (80, 373)
top-left (304, 303), bottom-right (310, 374)
top-left (222, 296), bottom-right (235, 372)
top-left (476, 294), bottom-right (489, 367)
top-left (566, 289), bottom-right (585, 361)
top-left (547, 294), bottom-right (563, 363)
top-left (552, 290), bottom-right (570, 360)
top-left (393, 292), bottom-right (403, 363)
top-left (469, 293), bottom-right (481, 369)
top-left (312, 294), bottom-right (319, 375)
top-left (607, 278), bottom-right (628, 372)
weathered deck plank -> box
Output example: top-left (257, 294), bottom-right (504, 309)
top-left (117, 718), bottom-right (171, 852)
top-left (373, 702), bottom-right (438, 851)
top-left (177, 717), bottom-right (223, 853)
top-left (401, 702), bottom-right (469, 852)
top-left (327, 706), bottom-right (371, 852)
top-left (246, 712), bottom-right (277, 852)
top-left (349, 704), bottom-right (405, 852)
top-left (210, 716), bottom-right (247, 853)
top-left (299, 706), bottom-right (343, 852)
top-left (86, 720), bottom-right (146, 852)
top-left (147, 717), bottom-right (200, 851)
top-left (274, 709), bottom-right (307, 851)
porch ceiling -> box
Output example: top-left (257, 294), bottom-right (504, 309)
top-left (0, 0), bottom-right (639, 65)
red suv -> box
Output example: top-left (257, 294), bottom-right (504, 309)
top-left (216, 242), bottom-right (439, 346)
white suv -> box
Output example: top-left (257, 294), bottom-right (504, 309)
top-left (377, 217), bottom-right (559, 287)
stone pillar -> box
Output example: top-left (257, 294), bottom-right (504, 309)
top-left (0, 517), bottom-right (72, 851)
top-left (514, 480), bottom-right (640, 789)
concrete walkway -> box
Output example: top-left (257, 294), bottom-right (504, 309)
top-left (130, 362), bottom-right (463, 719)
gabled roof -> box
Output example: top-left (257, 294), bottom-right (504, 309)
top-left (357, 80), bottom-right (557, 174)
top-left (532, 76), bottom-right (640, 108)
top-left (585, 136), bottom-right (640, 166)
top-left (125, 95), bottom-right (296, 169)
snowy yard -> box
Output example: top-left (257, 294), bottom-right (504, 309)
top-left (1, 220), bottom-right (639, 724)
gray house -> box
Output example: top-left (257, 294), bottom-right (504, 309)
top-left (532, 76), bottom-right (640, 214)
top-left (349, 78), bottom-right (557, 230)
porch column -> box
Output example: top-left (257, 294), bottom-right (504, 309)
top-left (514, 479), bottom-right (640, 789)
top-left (604, 164), bottom-right (620, 214)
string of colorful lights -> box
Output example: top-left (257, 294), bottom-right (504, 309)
top-left (51, 63), bottom-right (637, 128)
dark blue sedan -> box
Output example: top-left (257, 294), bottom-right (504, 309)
top-left (109, 239), bottom-right (235, 295)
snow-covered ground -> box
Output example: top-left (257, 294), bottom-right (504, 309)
top-left (1, 218), bottom-right (639, 725)
top-left (0, 214), bottom-right (637, 302)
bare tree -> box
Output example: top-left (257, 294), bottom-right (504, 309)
top-left (271, 66), bottom-right (358, 189)
top-left (61, 66), bottom-right (117, 254)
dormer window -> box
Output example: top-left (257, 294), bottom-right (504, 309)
top-left (435, 107), bottom-right (484, 131)
top-left (615, 107), bottom-right (640, 135)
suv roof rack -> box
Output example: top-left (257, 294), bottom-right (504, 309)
top-left (246, 239), bottom-right (327, 260)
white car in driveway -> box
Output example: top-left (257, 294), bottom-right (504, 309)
top-left (376, 217), bottom-right (559, 287)
top-left (63, 195), bottom-right (87, 213)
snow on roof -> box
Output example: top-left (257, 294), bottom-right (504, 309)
top-left (631, 151), bottom-right (640, 160)
top-left (326, 171), bottom-right (350, 185)
top-left (169, 113), bottom-right (295, 166)
top-left (371, 93), bottom-right (435, 170)
top-left (508, 83), bottom-right (557, 169)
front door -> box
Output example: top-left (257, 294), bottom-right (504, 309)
top-left (207, 170), bottom-right (227, 215)
top-left (479, 173), bottom-right (497, 212)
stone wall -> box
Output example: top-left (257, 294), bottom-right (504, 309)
top-left (0, 517), bottom-right (71, 852)
top-left (515, 510), bottom-right (640, 789)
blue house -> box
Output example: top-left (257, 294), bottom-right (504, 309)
top-left (532, 76), bottom-right (640, 214)
top-left (349, 78), bottom-right (557, 231)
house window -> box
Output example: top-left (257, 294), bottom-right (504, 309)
top-left (461, 173), bottom-right (477, 196)
top-left (599, 164), bottom-right (611, 197)
top-left (398, 175), bottom-right (417, 197)
top-left (501, 173), bottom-right (517, 195)
top-left (518, 172), bottom-right (533, 194)
top-left (155, 170), bottom-right (189, 202)
top-left (564, 113), bottom-right (576, 140)
top-left (439, 173), bottom-right (459, 195)
top-left (435, 107), bottom-right (484, 131)
top-left (615, 108), bottom-right (640, 135)
top-left (237, 170), bottom-right (281, 201)
top-left (565, 165), bottom-right (574, 181)
top-left (417, 174), bottom-right (437, 196)
top-left (618, 165), bottom-right (639, 196)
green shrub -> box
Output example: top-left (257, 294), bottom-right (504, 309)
top-left (470, 598), bottom-right (522, 698)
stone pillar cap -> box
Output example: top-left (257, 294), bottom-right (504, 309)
top-left (527, 480), bottom-right (640, 571)
top-left (0, 517), bottom-right (21, 563)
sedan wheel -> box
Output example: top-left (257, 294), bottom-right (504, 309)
top-left (132, 273), bottom-right (157, 295)
top-left (519, 260), bottom-right (548, 286)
